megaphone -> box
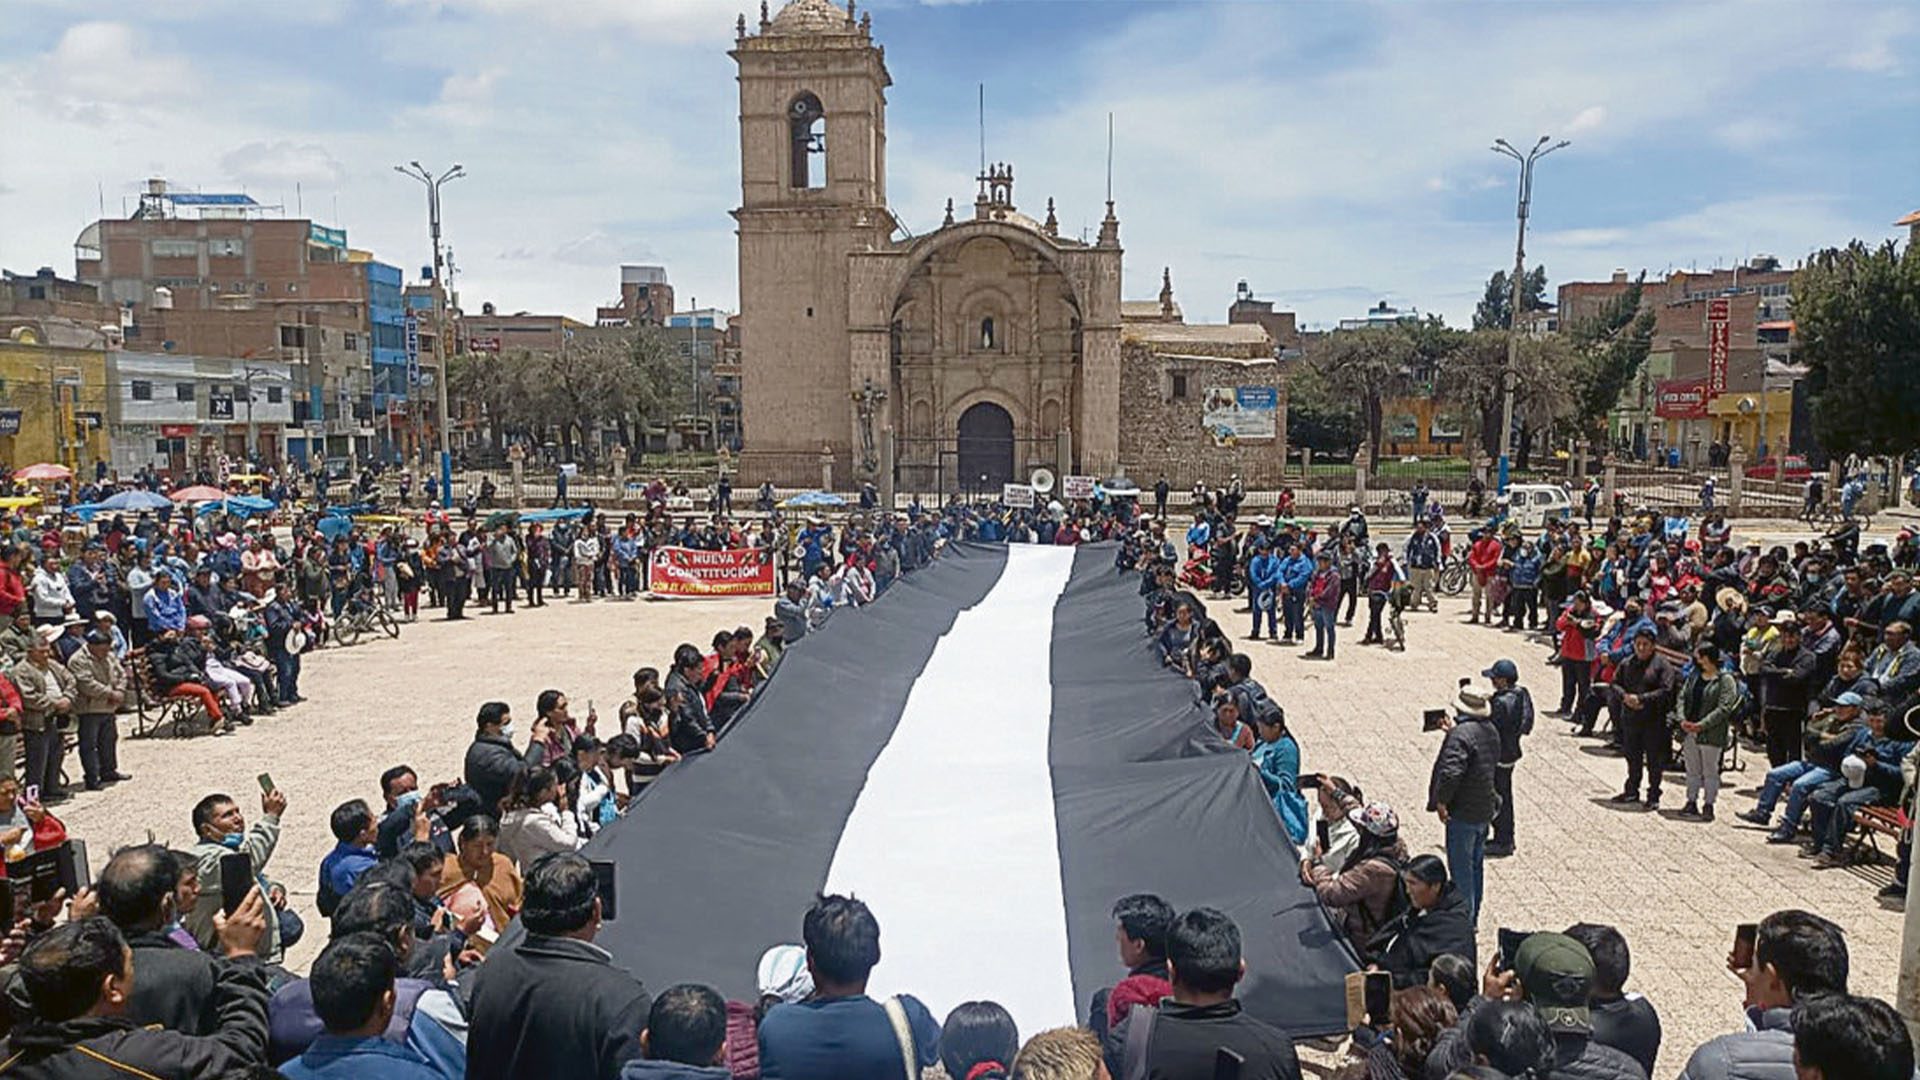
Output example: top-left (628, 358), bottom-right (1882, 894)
top-left (1030, 468), bottom-right (1056, 494)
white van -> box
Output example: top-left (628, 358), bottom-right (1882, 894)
top-left (1505, 483), bottom-right (1574, 528)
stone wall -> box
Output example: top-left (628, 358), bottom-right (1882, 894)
top-left (1116, 339), bottom-right (1286, 487)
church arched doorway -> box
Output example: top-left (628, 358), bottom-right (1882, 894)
top-left (956, 402), bottom-right (1015, 490)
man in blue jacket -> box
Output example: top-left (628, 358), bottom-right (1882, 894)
top-left (1277, 544), bottom-right (1315, 646)
top-left (1806, 701), bottom-right (1915, 866)
top-left (1247, 544), bottom-right (1282, 641)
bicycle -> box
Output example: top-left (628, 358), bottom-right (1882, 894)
top-left (1438, 554), bottom-right (1469, 596)
top-left (1377, 490), bottom-right (1413, 518)
top-left (332, 590), bottom-right (401, 647)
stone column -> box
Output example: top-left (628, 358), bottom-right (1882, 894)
top-left (1603, 454), bottom-right (1618, 512)
top-left (1056, 427), bottom-right (1073, 482)
top-left (611, 444), bottom-right (628, 507)
top-left (507, 443), bottom-right (525, 509)
top-left (819, 444), bottom-right (835, 493)
top-left (1727, 441), bottom-right (1747, 516)
top-left (1352, 443), bottom-right (1370, 510)
top-left (879, 427), bottom-right (897, 512)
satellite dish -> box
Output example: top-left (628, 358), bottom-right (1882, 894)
top-left (1737, 397), bottom-right (1758, 415)
top-left (1030, 467), bottom-right (1056, 494)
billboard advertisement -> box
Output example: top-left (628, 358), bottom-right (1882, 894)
top-left (1656, 377), bottom-right (1710, 420)
top-left (1202, 386), bottom-right (1278, 447)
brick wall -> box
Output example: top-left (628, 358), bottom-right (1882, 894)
top-left (1116, 340), bottom-right (1284, 487)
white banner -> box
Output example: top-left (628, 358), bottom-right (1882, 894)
top-left (1002, 483), bottom-right (1035, 509)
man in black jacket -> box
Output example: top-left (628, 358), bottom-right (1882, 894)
top-left (1483, 659), bottom-right (1533, 858)
top-left (93, 843), bottom-right (221, 1035)
top-left (463, 700), bottom-right (535, 815)
top-left (664, 644), bottom-right (715, 754)
top-left (1564, 922), bottom-right (1661, 1077)
top-left (1108, 907), bottom-right (1301, 1080)
top-left (3, 894), bottom-right (271, 1077)
top-left (1428, 683), bottom-right (1500, 925)
top-left (1608, 629), bottom-right (1678, 810)
top-left (1757, 617), bottom-right (1819, 768)
top-left (466, 852), bottom-right (651, 1080)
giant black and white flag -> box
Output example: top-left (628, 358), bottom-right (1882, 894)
top-left (586, 543), bottom-right (1357, 1038)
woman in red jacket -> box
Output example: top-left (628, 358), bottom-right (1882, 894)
top-left (1553, 590), bottom-right (1601, 718)
top-left (0, 545), bottom-right (27, 621)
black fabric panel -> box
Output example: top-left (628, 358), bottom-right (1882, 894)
top-left (582, 544), bottom-right (1009, 1000)
top-left (1050, 543), bottom-right (1358, 1039)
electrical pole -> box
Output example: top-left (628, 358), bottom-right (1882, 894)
top-left (1490, 135), bottom-right (1568, 492)
top-left (394, 162), bottom-right (465, 501)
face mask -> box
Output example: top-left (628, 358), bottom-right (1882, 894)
top-left (394, 789), bottom-right (424, 813)
top-left (500, 722), bottom-right (515, 740)
top-left (218, 833), bottom-right (243, 850)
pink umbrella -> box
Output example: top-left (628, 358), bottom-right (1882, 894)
top-left (169, 485), bottom-right (229, 502)
top-left (13, 463), bottom-right (71, 482)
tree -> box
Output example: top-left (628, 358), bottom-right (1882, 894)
top-left (1799, 240), bottom-right (1920, 457)
top-left (1565, 274), bottom-right (1654, 444)
top-left (1307, 325), bottom-right (1419, 470)
top-left (1433, 328), bottom-right (1574, 465)
top-left (1472, 265), bottom-right (1548, 330)
top-left (1280, 361), bottom-right (1361, 457)
top-left (447, 325), bottom-right (684, 462)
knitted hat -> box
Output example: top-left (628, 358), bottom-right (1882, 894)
top-left (1347, 801), bottom-right (1400, 838)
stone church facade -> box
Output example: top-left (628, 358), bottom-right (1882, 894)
top-left (733, 0), bottom-right (1278, 493)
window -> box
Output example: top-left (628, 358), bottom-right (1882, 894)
top-left (788, 92), bottom-right (826, 189)
top-left (980, 317), bottom-right (995, 350)
top-left (279, 325), bottom-right (306, 348)
top-left (266, 386), bottom-right (283, 404)
top-left (344, 332), bottom-right (359, 352)
top-left (130, 380), bottom-right (152, 401)
top-left (175, 383), bottom-right (195, 402)
top-left (1171, 373), bottom-right (1188, 400)
top-left (152, 239), bottom-right (197, 258)
top-left (27, 286), bottom-right (45, 300)
top-left (208, 237), bottom-right (244, 257)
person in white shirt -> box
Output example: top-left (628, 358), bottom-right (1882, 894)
top-left (29, 553), bottom-right (73, 626)
top-left (572, 531), bottom-right (600, 602)
top-left (496, 764), bottom-right (585, 868)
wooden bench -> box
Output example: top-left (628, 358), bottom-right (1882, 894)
top-left (1848, 804), bottom-right (1909, 862)
top-left (129, 648), bottom-right (211, 739)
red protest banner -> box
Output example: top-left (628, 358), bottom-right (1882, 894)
top-left (647, 545), bottom-right (775, 599)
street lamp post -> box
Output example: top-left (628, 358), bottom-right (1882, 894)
top-left (1490, 135), bottom-right (1568, 492)
top-left (394, 161), bottom-right (466, 501)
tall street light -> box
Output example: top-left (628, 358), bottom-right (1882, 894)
top-left (1489, 135), bottom-right (1568, 492)
top-left (394, 161), bottom-right (466, 500)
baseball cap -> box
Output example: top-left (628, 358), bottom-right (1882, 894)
top-left (1482, 659), bottom-right (1519, 682)
top-left (1514, 932), bottom-right (1596, 1033)
top-left (1835, 691), bottom-right (1866, 708)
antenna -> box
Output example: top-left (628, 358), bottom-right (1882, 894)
top-left (296, 182), bottom-right (302, 216)
top-left (1106, 112), bottom-right (1114, 203)
top-left (96, 180), bottom-right (104, 220)
top-left (978, 83), bottom-right (986, 174)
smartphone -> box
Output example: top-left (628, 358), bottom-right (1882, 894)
top-left (1316, 818), bottom-right (1332, 854)
top-left (1363, 970), bottom-right (1393, 1028)
top-left (56, 840), bottom-right (88, 896)
top-left (1212, 1047), bottom-right (1245, 1080)
top-left (257, 773), bottom-right (275, 794)
top-left (19, 847), bottom-right (60, 904)
top-left (1497, 928), bottom-right (1532, 972)
top-left (219, 852), bottom-right (253, 917)
top-left (1422, 708), bottom-right (1448, 732)
top-left (590, 859), bottom-right (617, 921)
top-left (22, 785), bottom-right (37, 805)
top-left (1732, 922), bottom-right (1759, 969)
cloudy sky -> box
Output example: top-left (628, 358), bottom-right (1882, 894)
top-left (2, 0), bottom-right (1915, 330)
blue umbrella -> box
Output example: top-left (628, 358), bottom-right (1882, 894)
top-left (99, 489), bottom-right (173, 512)
top-left (777, 490), bottom-right (847, 509)
top-left (196, 495), bottom-right (276, 518)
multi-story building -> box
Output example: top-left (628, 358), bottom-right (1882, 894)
top-left (666, 307), bottom-right (730, 451)
top-left (105, 351), bottom-right (294, 477)
top-left (1226, 281), bottom-right (1300, 353)
top-left (595, 265), bottom-right (675, 327)
top-left (355, 258), bottom-right (412, 463)
top-left (456, 304), bottom-right (585, 356)
top-left (0, 269), bottom-right (118, 471)
top-left (1336, 300), bottom-right (1423, 332)
top-left (72, 179), bottom-right (372, 467)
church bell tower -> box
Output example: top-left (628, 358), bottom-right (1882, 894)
top-left (733, 0), bottom-right (896, 477)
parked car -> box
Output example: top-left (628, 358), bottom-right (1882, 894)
top-left (1746, 454), bottom-right (1812, 480)
top-left (1505, 483), bottom-right (1574, 528)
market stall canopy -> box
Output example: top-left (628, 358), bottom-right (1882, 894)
top-left (0, 495), bottom-right (44, 510)
top-left (196, 495), bottom-right (276, 517)
top-left (517, 508), bottom-right (592, 524)
top-left (777, 490), bottom-right (846, 509)
top-left (14, 463), bottom-right (71, 482)
top-left (99, 490), bottom-right (173, 512)
top-left (168, 485), bottom-right (228, 503)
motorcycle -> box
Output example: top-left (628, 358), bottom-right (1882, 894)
top-left (1179, 552), bottom-right (1244, 597)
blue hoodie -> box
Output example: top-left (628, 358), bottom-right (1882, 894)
top-left (1278, 553), bottom-right (1314, 591)
top-left (1248, 551), bottom-right (1283, 592)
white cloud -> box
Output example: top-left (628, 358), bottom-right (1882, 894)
top-left (439, 67), bottom-right (504, 106)
top-left (1565, 105), bottom-right (1606, 135)
top-left (16, 21), bottom-right (198, 122)
top-left (219, 141), bottom-right (347, 188)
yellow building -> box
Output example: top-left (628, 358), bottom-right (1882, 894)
top-left (1705, 388), bottom-right (1794, 459)
top-left (0, 336), bottom-right (112, 472)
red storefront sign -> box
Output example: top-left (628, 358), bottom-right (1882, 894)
top-left (159, 425), bottom-right (196, 438)
top-left (1656, 377), bottom-right (1710, 419)
top-left (646, 545), bottom-right (775, 599)
top-left (1707, 298), bottom-right (1731, 396)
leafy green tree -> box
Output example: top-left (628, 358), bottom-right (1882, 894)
top-left (1308, 325), bottom-right (1420, 470)
top-left (1798, 240), bottom-right (1920, 456)
top-left (1472, 265), bottom-right (1548, 330)
top-left (1565, 274), bottom-right (1654, 443)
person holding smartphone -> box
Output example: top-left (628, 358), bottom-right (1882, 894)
top-left (186, 784), bottom-right (298, 963)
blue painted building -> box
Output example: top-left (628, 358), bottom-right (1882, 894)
top-left (366, 260), bottom-right (408, 462)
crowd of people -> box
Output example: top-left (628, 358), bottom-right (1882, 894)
top-left (0, 458), bottom-right (1913, 1079)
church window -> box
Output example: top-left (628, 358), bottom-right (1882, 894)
top-left (1171, 373), bottom-right (1189, 400)
top-left (789, 92), bottom-right (826, 190)
top-left (980, 317), bottom-right (995, 350)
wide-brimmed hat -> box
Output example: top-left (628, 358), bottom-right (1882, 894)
top-left (1454, 683), bottom-right (1492, 718)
